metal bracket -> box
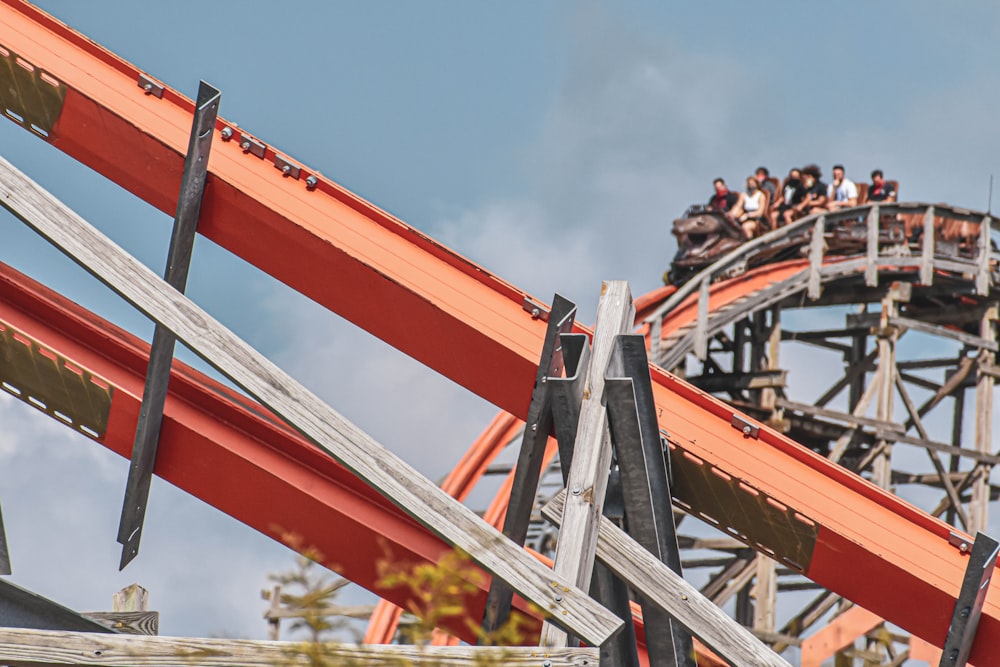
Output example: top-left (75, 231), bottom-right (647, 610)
top-left (731, 413), bottom-right (760, 439)
top-left (949, 531), bottom-right (974, 553)
top-left (239, 133), bottom-right (266, 159)
top-left (274, 155), bottom-right (301, 180)
top-left (117, 81), bottom-right (220, 570)
top-left (136, 73), bottom-right (163, 99)
top-left (522, 297), bottom-right (550, 321)
top-left (939, 532), bottom-right (1000, 666)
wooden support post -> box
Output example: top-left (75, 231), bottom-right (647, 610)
top-left (539, 281), bottom-right (634, 648)
top-left (872, 290), bottom-right (898, 489)
top-left (0, 154), bottom-right (624, 648)
top-left (970, 304), bottom-right (997, 534)
top-left (921, 205), bottom-right (936, 286)
top-left (807, 215), bottom-right (825, 300)
top-left (113, 584), bottom-right (148, 613)
top-left (977, 215), bottom-right (991, 296)
top-left (754, 307), bottom-right (780, 634)
top-left (865, 204), bottom-right (879, 287)
top-left (948, 382), bottom-right (967, 527)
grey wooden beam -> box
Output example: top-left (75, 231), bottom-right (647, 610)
top-left (0, 627), bottom-right (598, 666)
top-left (866, 203), bottom-right (879, 287)
top-left (539, 280), bottom-right (633, 647)
top-left (921, 205), bottom-right (936, 285)
top-left (0, 154), bottom-right (624, 647)
top-left (807, 215), bottom-right (825, 299)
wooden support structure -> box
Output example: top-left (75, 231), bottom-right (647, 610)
top-left (971, 305), bottom-right (997, 534)
top-left (872, 288), bottom-right (898, 489)
top-left (0, 154), bottom-right (623, 648)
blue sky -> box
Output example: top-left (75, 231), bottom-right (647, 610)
top-left (0, 0), bottom-right (999, 648)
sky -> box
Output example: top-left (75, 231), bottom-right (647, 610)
top-left (0, 0), bottom-right (1000, 652)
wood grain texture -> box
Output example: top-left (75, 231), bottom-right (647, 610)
top-left (543, 491), bottom-right (793, 667)
top-left (0, 627), bottom-right (598, 666)
top-left (0, 155), bottom-right (622, 647)
top-left (539, 281), bottom-right (633, 648)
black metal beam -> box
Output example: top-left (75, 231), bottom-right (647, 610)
top-left (116, 81), bottom-right (220, 569)
top-left (480, 294), bottom-right (575, 635)
top-left (605, 334), bottom-right (695, 667)
top-left (939, 532), bottom-right (1000, 666)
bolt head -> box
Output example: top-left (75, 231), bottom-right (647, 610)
top-left (554, 594), bottom-right (562, 602)
top-left (221, 127), bottom-right (233, 141)
top-left (571, 487), bottom-right (581, 495)
top-left (305, 175), bottom-right (319, 190)
top-left (240, 140), bottom-right (251, 151)
top-left (542, 661), bottom-right (552, 667)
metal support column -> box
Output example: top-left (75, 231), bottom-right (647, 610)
top-left (116, 81), bottom-right (220, 569)
top-left (480, 295), bottom-right (576, 634)
top-left (605, 334), bottom-right (695, 666)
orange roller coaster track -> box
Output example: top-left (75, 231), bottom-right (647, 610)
top-left (0, 0), bottom-right (998, 661)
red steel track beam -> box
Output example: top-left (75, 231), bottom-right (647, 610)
top-left (0, 2), bottom-right (997, 659)
top-left (0, 259), bottom-right (470, 628)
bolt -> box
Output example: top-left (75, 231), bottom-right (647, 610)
top-left (542, 661), bottom-right (552, 667)
top-left (220, 127), bottom-right (233, 141)
top-left (531, 307), bottom-right (541, 319)
top-left (554, 594), bottom-right (562, 602)
top-left (960, 605), bottom-right (971, 619)
top-left (241, 140), bottom-right (251, 152)
top-left (282, 164), bottom-right (291, 176)
top-left (960, 542), bottom-right (970, 553)
top-left (531, 423), bottom-right (538, 432)
top-left (571, 487), bottom-right (581, 496)
top-left (143, 83), bottom-right (153, 95)
top-left (305, 175), bottom-right (319, 190)
top-left (743, 425), bottom-right (752, 436)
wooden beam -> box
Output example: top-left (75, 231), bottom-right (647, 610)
top-left (539, 281), bottom-right (633, 647)
top-left (0, 627), bottom-right (597, 666)
top-left (542, 492), bottom-right (792, 667)
top-left (971, 305), bottom-right (997, 533)
top-left (0, 155), bottom-right (623, 647)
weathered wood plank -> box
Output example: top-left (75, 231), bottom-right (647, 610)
top-left (807, 215), bottom-right (825, 299)
top-left (539, 280), bottom-right (633, 647)
top-left (543, 492), bottom-right (792, 667)
top-left (0, 155), bottom-right (623, 646)
top-left (865, 204), bottom-right (879, 287)
top-left (80, 611), bottom-right (160, 636)
top-left (0, 627), bottom-right (598, 666)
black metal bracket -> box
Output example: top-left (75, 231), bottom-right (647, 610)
top-left (939, 531), bottom-right (1000, 666)
top-left (116, 81), bottom-right (220, 570)
top-left (605, 334), bottom-right (696, 667)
